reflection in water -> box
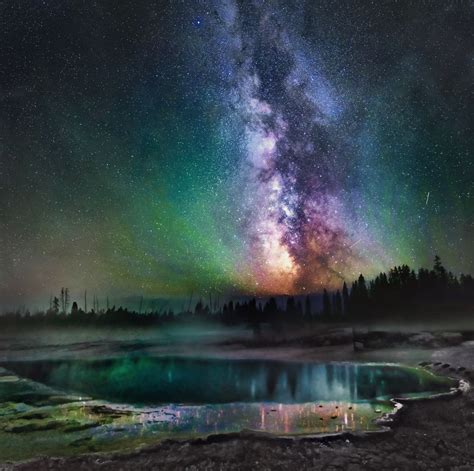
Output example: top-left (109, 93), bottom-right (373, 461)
top-left (128, 401), bottom-right (392, 436)
top-left (3, 357), bottom-right (453, 405)
top-left (0, 359), bottom-right (456, 458)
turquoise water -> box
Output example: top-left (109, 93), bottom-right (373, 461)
top-left (3, 357), bottom-right (455, 405)
top-left (0, 358), bottom-right (457, 460)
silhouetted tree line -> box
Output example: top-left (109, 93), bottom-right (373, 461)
top-left (345, 256), bottom-right (474, 321)
top-left (1, 256), bottom-right (472, 329)
top-left (0, 304), bottom-right (178, 328)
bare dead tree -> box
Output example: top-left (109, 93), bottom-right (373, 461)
top-left (65, 288), bottom-right (70, 314)
top-left (60, 288), bottom-right (65, 314)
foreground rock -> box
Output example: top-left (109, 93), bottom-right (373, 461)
top-left (355, 330), bottom-right (469, 350)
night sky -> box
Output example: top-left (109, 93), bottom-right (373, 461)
top-left (1, 1), bottom-right (473, 308)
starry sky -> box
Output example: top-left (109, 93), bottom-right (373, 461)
top-left (1, 0), bottom-right (473, 309)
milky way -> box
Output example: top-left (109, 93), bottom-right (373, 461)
top-left (1, 0), bottom-right (473, 307)
top-left (220, 1), bottom-right (357, 293)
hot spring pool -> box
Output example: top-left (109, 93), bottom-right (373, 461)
top-left (0, 357), bottom-right (458, 460)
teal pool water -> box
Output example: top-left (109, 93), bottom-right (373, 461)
top-left (2, 357), bottom-right (456, 405)
top-left (0, 358), bottom-right (457, 460)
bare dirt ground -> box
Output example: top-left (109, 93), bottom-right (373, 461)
top-left (3, 341), bottom-right (474, 470)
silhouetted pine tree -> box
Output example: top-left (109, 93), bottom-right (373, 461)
top-left (322, 289), bottom-right (331, 317)
top-left (334, 290), bottom-right (343, 316)
top-left (286, 297), bottom-right (296, 316)
top-left (52, 296), bottom-right (60, 313)
top-left (264, 297), bottom-right (277, 316)
top-left (71, 301), bottom-right (78, 316)
top-left (194, 300), bottom-right (204, 315)
top-left (349, 279), bottom-right (358, 316)
top-left (296, 300), bottom-right (303, 320)
top-left (304, 295), bottom-right (312, 318)
top-left (342, 282), bottom-right (349, 315)
top-left (358, 274), bottom-right (369, 306)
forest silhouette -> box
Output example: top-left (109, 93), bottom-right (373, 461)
top-left (2, 256), bottom-right (473, 329)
